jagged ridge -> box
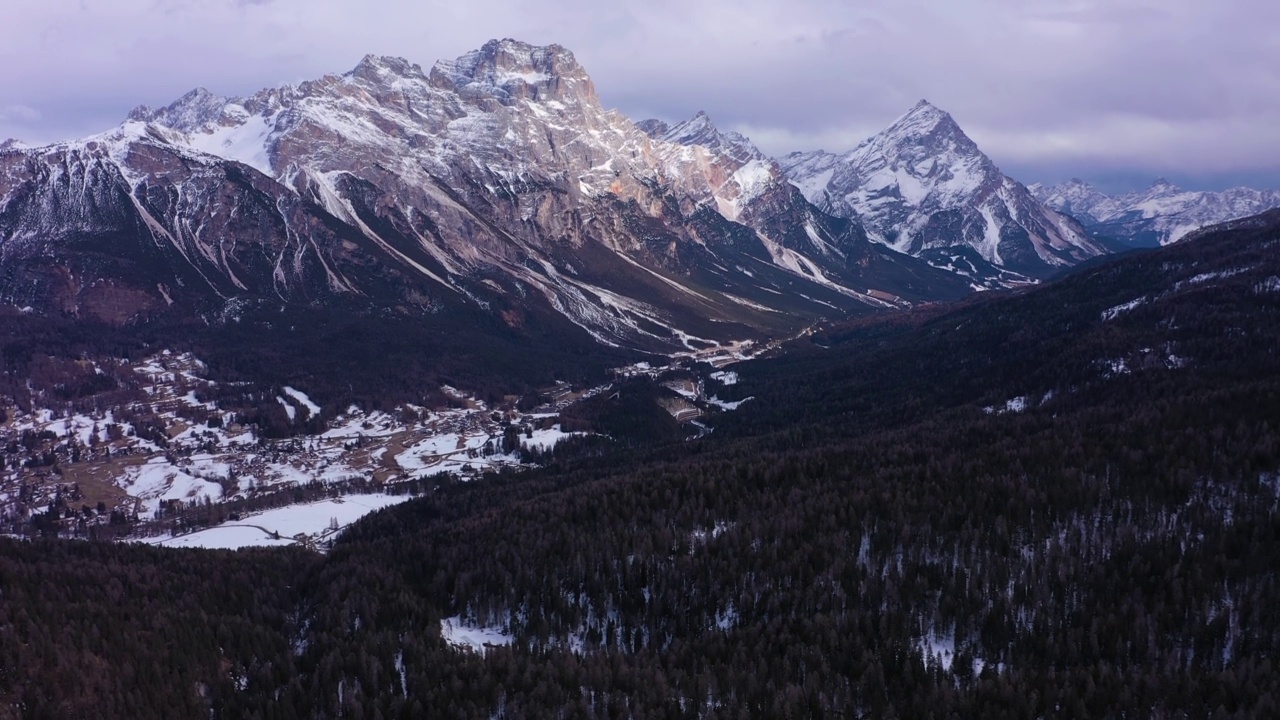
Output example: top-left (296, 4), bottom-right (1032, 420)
top-left (782, 100), bottom-right (1108, 281)
top-left (1, 39), bottom-right (971, 352)
top-left (1032, 177), bottom-right (1280, 246)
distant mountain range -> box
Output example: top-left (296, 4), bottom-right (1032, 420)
top-left (1029, 178), bottom-right (1280, 247)
top-left (1, 38), bottom-right (1274, 355)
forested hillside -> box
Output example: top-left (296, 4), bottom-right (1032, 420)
top-left (3, 212), bottom-right (1279, 718)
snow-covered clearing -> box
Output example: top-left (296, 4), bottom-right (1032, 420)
top-left (148, 493), bottom-right (414, 550)
top-left (282, 386), bottom-right (321, 416)
top-left (710, 371), bottom-right (739, 386)
top-left (440, 616), bottom-right (513, 653)
top-left (121, 458), bottom-right (225, 516)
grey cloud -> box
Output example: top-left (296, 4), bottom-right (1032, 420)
top-left (0, 105), bottom-right (42, 123)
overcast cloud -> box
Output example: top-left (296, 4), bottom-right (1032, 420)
top-left (1, 0), bottom-right (1276, 191)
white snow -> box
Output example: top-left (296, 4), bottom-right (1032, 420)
top-left (183, 109), bottom-right (279, 176)
top-left (1256, 276), bottom-right (1280, 294)
top-left (710, 371), bottom-right (739, 386)
top-left (523, 425), bottom-right (585, 453)
top-left (731, 159), bottom-right (775, 204)
top-left (1176, 266), bottom-right (1251, 289)
top-left (276, 397), bottom-right (297, 422)
top-left (706, 396), bottom-right (753, 411)
top-left (148, 493), bottom-right (415, 550)
top-left (496, 69), bottom-right (550, 86)
top-left (121, 458), bottom-right (225, 516)
top-left (983, 396), bottom-right (1029, 415)
top-left (975, 205), bottom-right (1004, 266)
top-left (440, 616), bottom-right (513, 653)
top-left (1101, 359), bottom-right (1131, 377)
top-left (150, 525), bottom-right (297, 550)
top-left (790, 167), bottom-right (834, 201)
top-left (282, 386), bottom-right (321, 417)
top-left (917, 632), bottom-right (957, 670)
top-left (395, 433), bottom-right (481, 472)
top-left (1101, 297), bottom-right (1147, 321)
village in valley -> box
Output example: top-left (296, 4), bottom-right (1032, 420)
top-left (0, 341), bottom-right (758, 550)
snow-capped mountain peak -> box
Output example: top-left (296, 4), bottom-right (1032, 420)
top-left (782, 101), bottom-right (1106, 279)
top-left (1027, 178), bottom-right (1119, 225)
top-left (660, 111), bottom-right (763, 165)
top-left (349, 54), bottom-right (429, 84)
top-left (429, 38), bottom-right (595, 105)
top-left (878, 100), bottom-right (971, 148)
top-left (780, 99), bottom-right (996, 226)
top-left (129, 87), bottom-right (234, 133)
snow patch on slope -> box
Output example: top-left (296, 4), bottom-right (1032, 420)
top-left (440, 617), bottom-right (513, 653)
top-left (1101, 297), bottom-right (1147, 321)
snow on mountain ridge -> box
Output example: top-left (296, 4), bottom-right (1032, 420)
top-left (1032, 178), bottom-right (1280, 245)
top-left (1, 39), bottom-right (972, 348)
top-left (781, 100), bottom-right (1107, 280)
top-left (128, 87), bottom-right (231, 132)
top-left (430, 39), bottom-right (594, 106)
top-left (661, 111), bottom-right (762, 162)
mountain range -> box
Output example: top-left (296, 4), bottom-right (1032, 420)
top-left (2, 38), bottom-right (1275, 355)
top-left (0, 40), bottom-right (967, 355)
top-left (1030, 177), bottom-right (1280, 246)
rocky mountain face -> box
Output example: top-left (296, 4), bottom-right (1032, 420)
top-left (0, 39), bottom-right (970, 353)
top-left (782, 101), bottom-right (1109, 283)
top-left (1031, 177), bottom-right (1280, 246)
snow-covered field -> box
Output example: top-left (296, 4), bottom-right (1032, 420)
top-left (710, 370), bottom-right (739, 386)
top-left (147, 493), bottom-right (415, 550)
top-left (440, 616), bottom-right (514, 653)
top-left (121, 457), bottom-right (226, 516)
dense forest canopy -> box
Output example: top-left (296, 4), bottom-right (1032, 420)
top-left (3, 212), bottom-right (1280, 718)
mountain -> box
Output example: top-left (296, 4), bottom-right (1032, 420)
top-left (1031, 177), bottom-right (1280, 246)
top-left (782, 100), bottom-right (1110, 283)
top-left (646, 110), bottom-right (962, 304)
top-left (0, 40), bottom-right (971, 357)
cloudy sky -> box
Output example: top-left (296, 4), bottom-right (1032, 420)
top-left (2, 0), bottom-right (1276, 191)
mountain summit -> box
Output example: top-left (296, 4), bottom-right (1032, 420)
top-left (0, 40), bottom-right (968, 345)
top-left (782, 101), bottom-right (1108, 281)
top-left (429, 38), bottom-right (596, 105)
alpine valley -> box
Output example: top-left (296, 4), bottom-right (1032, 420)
top-left (2, 38), bottom-right (1280, 719)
